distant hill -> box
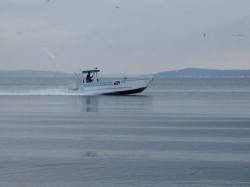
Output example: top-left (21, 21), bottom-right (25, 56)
top-left (156, 68), bottom-right (250, 78)
top-left (0, 70), bottom-right (72, 78)
top-left (1, 68), bottom-right (250, 78)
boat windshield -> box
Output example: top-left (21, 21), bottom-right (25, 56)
top-left (81, 69), bottom-right (100, 83)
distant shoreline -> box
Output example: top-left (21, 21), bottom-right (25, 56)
top-left (1, 68), bottom-right (250, 78)
top-left (0, 70), bottom-right (72, 78)
top-left (156, 68), bottom-right (250, 78)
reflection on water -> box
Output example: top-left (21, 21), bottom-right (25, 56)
top-left (80, 95), bottom-right (153, 113)
top-left (0, 95), bottom-right (153, 114)
top-left (82, 96), bottom-right (99, 112)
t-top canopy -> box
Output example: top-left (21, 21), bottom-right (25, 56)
top-left (82, 69), bottom-right (100, 74)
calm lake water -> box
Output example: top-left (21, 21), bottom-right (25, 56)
top-left (0, 78), bottom-right (250, 187)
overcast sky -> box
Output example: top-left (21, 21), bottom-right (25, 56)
top-left (0, 0), bottom-right (250, 74)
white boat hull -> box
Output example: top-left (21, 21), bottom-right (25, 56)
top-left (76, 77), bottom-right (153, 95)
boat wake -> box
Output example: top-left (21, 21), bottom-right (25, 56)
top-left (0, 89), bottom-right (98, 96)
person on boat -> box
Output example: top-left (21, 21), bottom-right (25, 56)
top-left (86, 72), bottom-right (93, 83)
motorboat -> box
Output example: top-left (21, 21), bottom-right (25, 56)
top-left (73, 68), bottom-right (153, 95)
